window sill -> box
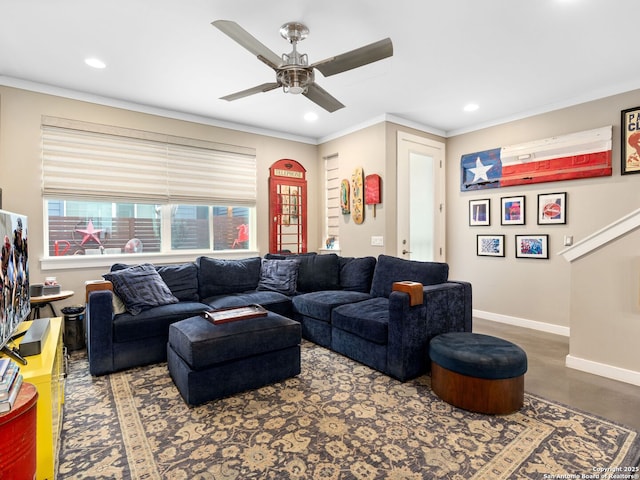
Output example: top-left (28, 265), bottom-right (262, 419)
top-left (39, 250), bottom-right (261, 271)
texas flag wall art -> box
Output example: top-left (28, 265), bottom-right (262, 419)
top-left (460, 126), bottom-right (612, 191)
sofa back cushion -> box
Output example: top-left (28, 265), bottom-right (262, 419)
top-left (339, 256), bottom-right (377, 293)
top-left (197, 256), bottom-right (261, 299)
top-left (111, 262), bottom-right (199, 302)
top-left (265, 253), bottom-right (340, 293)
top-left (370, 254), bottom-right (449, 298)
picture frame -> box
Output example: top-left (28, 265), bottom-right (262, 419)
top-left (501, 195), bottom-right (525, 225)
top-left (469, 199), bottom-right (490, 226)
top-left (537, 192), bottom-right (567, 225)
top-left (477, 234), bottom-right (505, 257)
top-left (621, 106), bottom-right (640, 175)
top-left (515, 234), bottom-right (549, 259)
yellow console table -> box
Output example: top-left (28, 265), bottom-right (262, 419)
top-left (4, 317), bottom-right (65, 480)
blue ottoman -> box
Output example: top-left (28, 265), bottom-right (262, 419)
top-left (167, 312), bottom-right (301, 405)
top-left (429, 332), bottom-right (527, 414)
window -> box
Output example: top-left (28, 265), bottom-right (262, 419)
top-left (324, 154), bottom-right (340, 249)
top-left (42, 117), bottom-right (256, 257)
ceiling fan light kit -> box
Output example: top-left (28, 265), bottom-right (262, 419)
top-left (212, 20), bottom-right (393, 112)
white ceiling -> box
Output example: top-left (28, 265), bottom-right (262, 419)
top-left (2, 0), bottom-right (639, 144)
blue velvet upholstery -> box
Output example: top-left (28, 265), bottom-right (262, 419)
top-left (113, 301), bottom-right (210, 343)
top-left (429, 332), bottom-right (527, 380)
top-left (87, 253), bottom-right (472, 384)
top-left (266, 252), bottom-right (341, 292)
top-left (103, 264), bottom-right (179, 315)
top-left (339, 256), bottom-right (377, 292)
top-left (257, 259), bottom-right (299, 295)
top-left (370, 255), bottom-right (449, 298)
top-left (292, 290), bottom-right (371, 322)
top-left (167, 313), bottom-right (301, 405)
top-left (332, 297), bottom-right (389, 345)
top-left (196, 256), bottom-right (261, 298)
top-left (204, 291), bottom-right (293, 317)
top-left (111, 262), bottom-right (200, 302)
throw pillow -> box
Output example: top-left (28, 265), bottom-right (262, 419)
top-left (256, 259), bottom-right (299, 295)
top-left (103, 264), bottom-right (179, 315)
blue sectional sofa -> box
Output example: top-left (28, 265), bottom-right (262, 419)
top-left (86, 253), bottom-right (472, 381)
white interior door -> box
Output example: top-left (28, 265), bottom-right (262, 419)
top-left (397, 132), bottom-right (446, 261)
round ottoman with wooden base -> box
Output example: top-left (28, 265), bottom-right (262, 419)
top-left (429, 332), bottom-right (527, 415)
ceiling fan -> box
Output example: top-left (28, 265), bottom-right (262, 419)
top-left (212, 20), bottom-right (393, 112)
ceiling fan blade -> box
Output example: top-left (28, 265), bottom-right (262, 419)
top-left (221, 82), bottom-right (280, 102)
top-left (312, 38), bottom-right (393, 77)
top-left (303, 83), bottom-right (345, 112)
top-left (212, 20), bottom-right (282, 69)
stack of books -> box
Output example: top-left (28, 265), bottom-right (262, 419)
top-left (0, 357), bottom-right (23, 414)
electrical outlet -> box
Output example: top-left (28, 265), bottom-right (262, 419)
top-left (371, 236), bottom-right (384, 246)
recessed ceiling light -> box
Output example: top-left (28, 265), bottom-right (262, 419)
top-left (463, 103), bottom-right (479, 112)
top-left (85, 57), bottom-right (106, 69)
top-left (304, 112), bottom-right (318, 122)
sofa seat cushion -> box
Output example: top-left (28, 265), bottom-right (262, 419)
top-left (370, 255), bottom-right (448, 298)
top-left (292, 290), bottom-right (371, 322)
top-left (113, 301), bottom-right (209, 343)
top-left (332, 297), bottom-right (389, 345)
top-left (204, 290), bottom-right (292, 314)
top-left (169, 313), bottom-right (301, 370)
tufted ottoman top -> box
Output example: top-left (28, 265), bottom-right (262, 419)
top-left (429, 332), bottom-right (527, 380)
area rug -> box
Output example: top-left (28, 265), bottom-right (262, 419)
top-left (58, 342), bottom-right (640, 480)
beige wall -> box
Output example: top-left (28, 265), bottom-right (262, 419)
top-left (4, 82), bottom-right (639, 383)
top-left (316, 121), bottom-right (444, 258)
top-left (446, 89), bottom-right (640, 384)
top-left (0, 86), bottom-right (317, 309)
top-left (569, 228), bottom-right (640, 377)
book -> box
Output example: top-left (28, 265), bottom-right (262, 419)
top-left (202, 304), bottom-right (268, 325)
top-left (0, 374), bottom-right (23, 414)
top-left (0, 358), bottom-right (10, 378)
top-left (0, 363), bottom-right (19, 400)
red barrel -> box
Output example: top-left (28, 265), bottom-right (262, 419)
top-left (0, 382), bottom-right (38, 480)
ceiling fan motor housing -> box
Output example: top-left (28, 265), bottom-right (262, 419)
top-left (277, 66), bottom-right (314, 94)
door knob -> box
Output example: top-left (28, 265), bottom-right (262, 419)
top-left (402, 249), bottom-right (412, 255)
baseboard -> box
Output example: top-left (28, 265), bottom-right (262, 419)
top-left (566, 354), bottom-right (640, 387)
top-left (473, 309), bottom-right (570, 337)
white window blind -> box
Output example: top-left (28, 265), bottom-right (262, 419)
top-left (41, 117), bottom-right (257, 205)
top-left (325, 154), bottom-right (340, 241)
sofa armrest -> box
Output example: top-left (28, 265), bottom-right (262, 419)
top-left (87, 289), bottom-right (115, 376)
top-left (387, 281), bottom-right (473, 381)
top-left (387, 290), bottom-right (428, 381)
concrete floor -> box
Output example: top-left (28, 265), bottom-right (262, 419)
top-left (473, 318), bottom-right (640, 431)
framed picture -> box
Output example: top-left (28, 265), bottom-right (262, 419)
top-left (621, 106), bottom-right (640, 175)
top-left (469, 199), bottom-right (490, 226)
top-left (537, 192), bottom-right (567, 225)
top-left (515, 234), bottom-right (549, 259)
top-left (477, 234), bottom-right (505, 257)
top-left (501, 195), bottom-right (525, 225)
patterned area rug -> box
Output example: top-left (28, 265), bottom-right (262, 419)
top-left (58, 342), bottom-right (640, 479)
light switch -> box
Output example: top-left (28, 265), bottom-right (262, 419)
top-left (371, 236), bottom-right (384, 246)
